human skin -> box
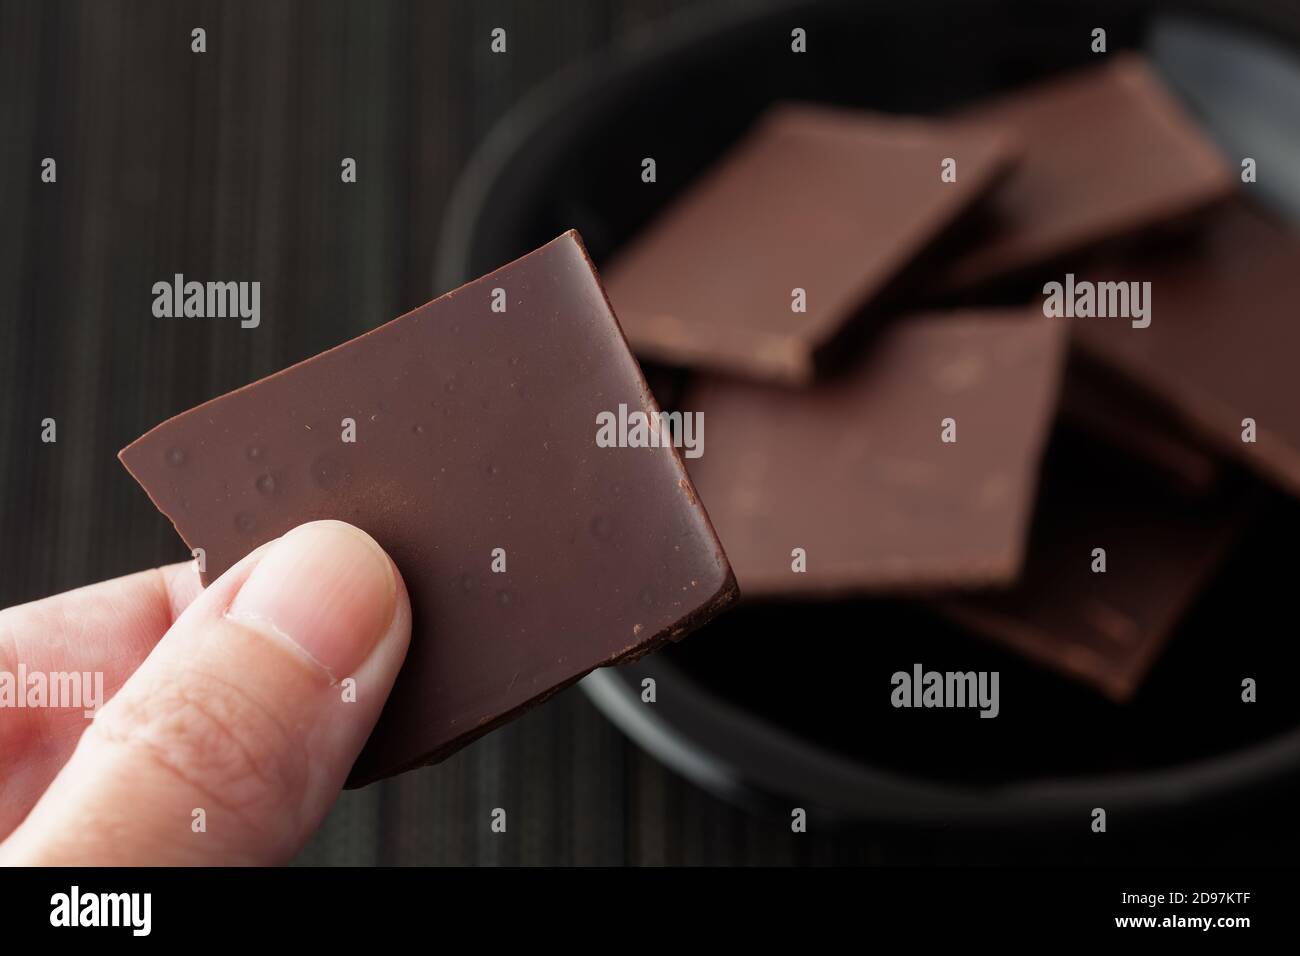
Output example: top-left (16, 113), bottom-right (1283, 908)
top-left (0, 520), bottom-right (411, 865)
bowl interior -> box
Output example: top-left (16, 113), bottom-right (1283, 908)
top-left (439, 0), bottom-right (1300, 818)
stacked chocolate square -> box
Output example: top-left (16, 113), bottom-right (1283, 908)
top-left (603, 53), bottom-right (1294, 703)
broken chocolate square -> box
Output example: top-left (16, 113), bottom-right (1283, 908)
top-left (603, 102), bottom-right (1015, 383)
top-left (120, 231), bottom-right (738, 785)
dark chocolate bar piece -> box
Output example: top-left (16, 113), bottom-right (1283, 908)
top-left (1059, 356), bottom-right (1221, 497)
top-left (1073, 200), bottom-right (1300, 498)
top-left (941, 430), bottom-right (1250, 701)
top-left (940, 54), bottom-right (1234, 291)
top-left (603, 102), bottom-right (1014, 384)
top-left (683, 309), bottom-right (1065, 598)
top-left (120, 232), bottom-right (738, 785)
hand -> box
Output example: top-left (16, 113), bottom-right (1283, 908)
top-left (0, 520), bottom-right (411, 865)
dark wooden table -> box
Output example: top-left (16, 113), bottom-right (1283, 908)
top-left (5, 0), bottom-right (1299, 866)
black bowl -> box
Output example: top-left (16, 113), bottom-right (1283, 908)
top-left (436, 0), bottom-right (1300, 826)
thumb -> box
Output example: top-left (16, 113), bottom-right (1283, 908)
top-left (0, 520), bottom-right (411, 866)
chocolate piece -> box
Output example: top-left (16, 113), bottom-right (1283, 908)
top-left (603, 102), bottom-right (1014, 384)
top-left (684, 309), bottom-right (1065, 598)
top-left (1073, 201), bottom-right (1300, 498)
top-left (940, 54), bottom-right (1235, 291)
top-left (941, 430), bottom-right (1250, 701)
top-left (1060, 356), bottom-right (1221, 497)
top-left (119, 232), bottom-right (738, 786)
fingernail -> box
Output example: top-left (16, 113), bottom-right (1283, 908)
top-left (227, 520), bottom-right (398, 679)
